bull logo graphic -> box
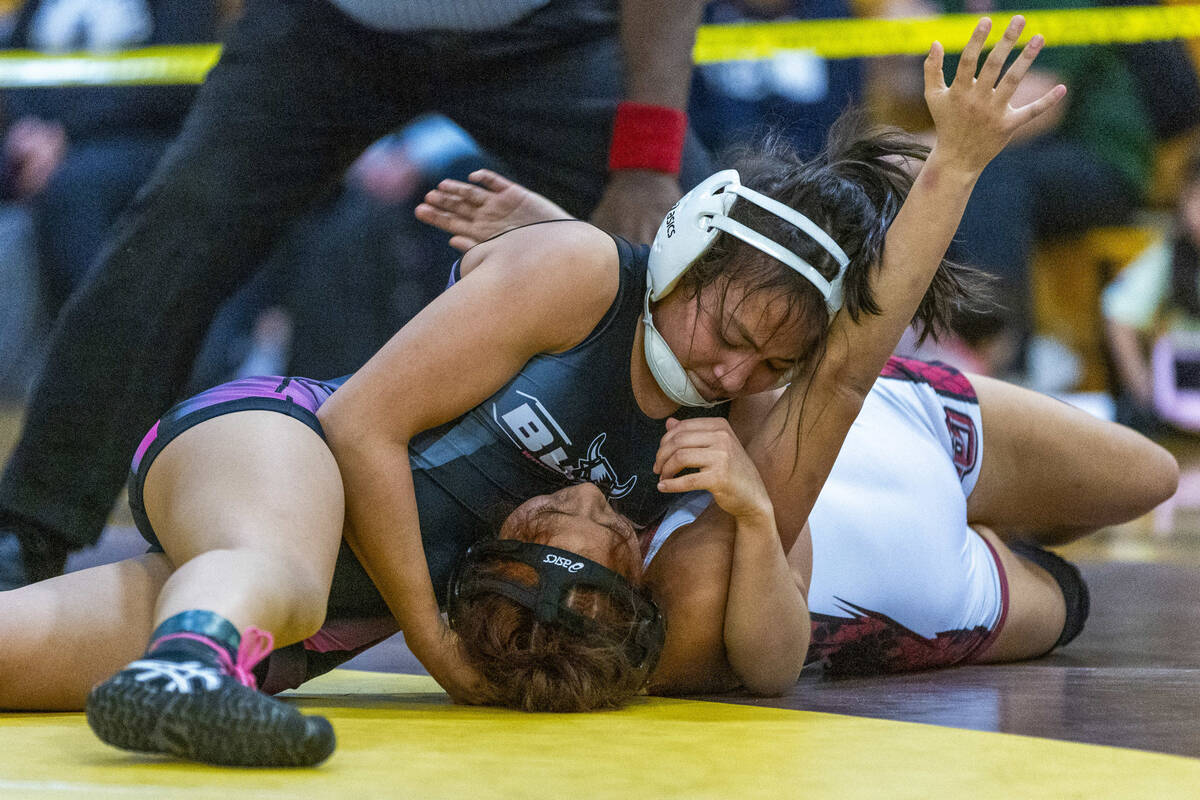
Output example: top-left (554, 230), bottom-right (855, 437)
top-left (496, 396), bottom-right (636, 498)
top-left (575, 433), bottom-right (637, 499)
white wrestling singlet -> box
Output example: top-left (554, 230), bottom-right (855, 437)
top-left (644, 357), bottom-right (1008, 675)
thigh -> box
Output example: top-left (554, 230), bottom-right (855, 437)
top-left (442, 36), bottom-right (620, 216)
top-left (965, 374), bottom-right (1177, 543)
top-left (0, 554), bottom-right (173, 710)
top-left (127, 0), bottom-right (410, 292)
top-left (142, 409), bottom-right (345, 582)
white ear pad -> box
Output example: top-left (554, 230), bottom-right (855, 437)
top-left (647, 170), bottom-right (740, 302)
top-left (642, 289), bottom-right (726, 408)
top-left (643, 169), bottom-right (849, 407)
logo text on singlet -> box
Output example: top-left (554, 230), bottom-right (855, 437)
top-left (944, 408), bottom-right (978, 479)
top-left (495, 391), bottom-right (637, 499)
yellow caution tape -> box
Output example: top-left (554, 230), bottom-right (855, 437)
top-left (0, 5), bottom-right (1196, 87)
top-left (693, 5), bottom-right (1200, 62)
top-left (0, 44), bottom-right (220, 87)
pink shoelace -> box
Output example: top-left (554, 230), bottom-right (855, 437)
top-left (151, 627), bottom-right (275, 690)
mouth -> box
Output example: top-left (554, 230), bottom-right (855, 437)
top-left (613, 513), bottom-right (639, 548)
top-left (689, 372), bottom-right (723, 402)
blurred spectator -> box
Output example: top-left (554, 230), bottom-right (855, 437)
top-left (282, 115), bottom-right (496, 379)
top-left (0, 0), bottom-right (219, 318)
top-left (188, 114), bottom-right (496, 388)
top-left (1102, 150), bottom-right (1200, 435)
top-left (689, 0), bottom-right (864, 160)
top-left (0, 0), bottom-right (713, 590)
top-left (872, 0), bottom-right (1155, 382)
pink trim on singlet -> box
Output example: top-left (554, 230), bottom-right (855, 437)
top-left (302, 617), bottom-right (400, 654)
top-left (132, 420), bottom-right (160, 469)
top-left (967, 532), bottom-right (1010, 663)
top-left (151, 628), bottom-right (275, 690)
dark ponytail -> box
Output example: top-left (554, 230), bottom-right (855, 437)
top-left (717, 108), bottom-right (993, 344)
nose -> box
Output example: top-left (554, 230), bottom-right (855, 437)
top-left (712, 355), bottom-right (758, 395)
top-left (561, 481), bottom-right (610, 511)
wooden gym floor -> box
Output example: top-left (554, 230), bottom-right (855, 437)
top-left (1, 406), bottom-right (1199, 797)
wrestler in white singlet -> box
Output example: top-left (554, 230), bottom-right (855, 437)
top-left (644, 357), bottom-right (1006, 675)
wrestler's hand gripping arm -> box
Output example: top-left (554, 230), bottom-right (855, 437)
top-left (649, 417), bottom-right (809, 696)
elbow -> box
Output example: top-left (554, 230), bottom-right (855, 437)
top-left (741, 667), bottom-right (803, 698)
top-left (319, 397), bottom-right (395, 461)
top-left (730, 630), bottom-right (809, 697)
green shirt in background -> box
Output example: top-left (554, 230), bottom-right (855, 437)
top-left (936, 0), bottom-right (1154, 197)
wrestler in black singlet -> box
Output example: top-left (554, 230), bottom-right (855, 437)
top-left (127, 235), bottom-right (724, 690)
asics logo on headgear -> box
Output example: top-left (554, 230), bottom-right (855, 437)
top-left (543, 554), bottom-right (585, 572)
top-left (664, 206), bottom-right (677, 238)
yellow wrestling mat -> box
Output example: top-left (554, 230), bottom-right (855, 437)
top-left (0, 669), bottom-right (1194, 799)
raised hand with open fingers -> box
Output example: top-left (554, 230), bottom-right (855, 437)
top-left (924, 15), bottom-right (1067, 175)
top-left (415, 169), bottom-right (572, 252)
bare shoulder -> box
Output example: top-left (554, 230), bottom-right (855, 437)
top-left (461, 220), bottom-right (617, 284)
top-left (459, 221), bottom-right (620, 352)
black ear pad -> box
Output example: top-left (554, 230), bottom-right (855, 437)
top-left (447, 538), bottom-right (666, 671)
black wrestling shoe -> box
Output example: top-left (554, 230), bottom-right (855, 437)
top-left (86, 630), bottom-right (336, 767)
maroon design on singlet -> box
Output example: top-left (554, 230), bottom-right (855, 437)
top-left (880, 356), bottom-right (977, 403)
top-left (943, 407), bottom-right (979, 479)
top-left (807, 600), bottom-right (993, 675)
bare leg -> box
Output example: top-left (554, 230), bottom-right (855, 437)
top-left (970, 525), bottom-right (1065, 663)
top-left (85, 410), bottom-right (343, 767)
top-left (0, 554), bottom-right (173, 710)
top-left (143, 410), bottom-right (345, 646)
top-left (966, 374), bottom-right (1178, 545)
top-left (414, 169), bottom-right (573, 252)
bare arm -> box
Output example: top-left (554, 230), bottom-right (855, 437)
top-left (318, 222), bottom-right (617, 701)
top-left (587, 0), bottom-right (707, 243)
top-left (746, 16), bottom-right (1067, 553)
top-left (651, 417), bottom-right (809, 695)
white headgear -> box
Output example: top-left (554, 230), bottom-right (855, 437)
top-left (642, 170), bottom-right (850, 407)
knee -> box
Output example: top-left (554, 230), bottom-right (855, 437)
top-left (272, 556), bottom-right (332, 640)
top-left (1135, 439), bottom-right (1180, 512)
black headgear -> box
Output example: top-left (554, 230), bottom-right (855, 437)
top-left (447, 539), bottom-right (666, 673)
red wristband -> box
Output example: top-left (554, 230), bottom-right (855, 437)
top-left (607, 101), bottom-right (687, 174)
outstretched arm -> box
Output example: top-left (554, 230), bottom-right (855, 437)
top-left (747, 16), bottom-right (1067, 553)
